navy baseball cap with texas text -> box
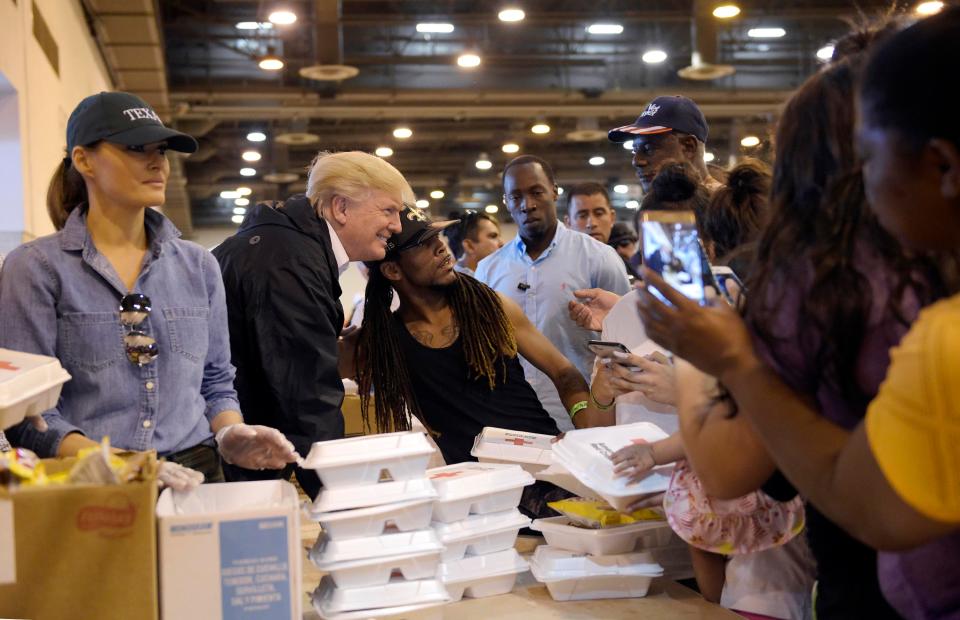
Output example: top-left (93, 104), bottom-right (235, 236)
top-left (66, 91), bottom-right (198, 154)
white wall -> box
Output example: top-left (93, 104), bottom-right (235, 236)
top-left (0, 0), bottom-right (112, 252)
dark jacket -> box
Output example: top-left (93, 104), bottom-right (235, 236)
top-left (212, 195), bottom-right (345, 457)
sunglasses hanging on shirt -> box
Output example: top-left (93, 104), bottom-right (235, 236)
top-left (119, 293), bottom-right (158, 366)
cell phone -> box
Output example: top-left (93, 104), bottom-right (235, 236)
top-left (711, 266), bottom-right (746, 305)
top-left (587, 340), bottom-right (631, 357)
top-left (639, 210), bottom-right (706, 305)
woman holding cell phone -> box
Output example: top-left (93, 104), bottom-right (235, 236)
top-left (0, 92), bottom-right (298, 484)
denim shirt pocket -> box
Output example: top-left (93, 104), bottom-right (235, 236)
top-left (60, 311), bottom-right (125, 373)
top-left (162, 307), bottom-right (210, 364)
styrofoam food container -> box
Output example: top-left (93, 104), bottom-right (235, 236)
top-left (530, 516), bottom-right (672, 555)
top-left (428, 462), bottom-right (535, 523)
top-left (0, 348), bottom-right (71, 430)
top-left (528, 546), bottom-right (664, 601)
top-left (431, 508), bottom-right (531, 561)
top-left (302, 432), bottom-right (435, 488)
top-left (534, 462), bottom-right (601, 500)
top-left (310, 529), bottom-right (442, 567)
top-left (312, 575), bottom-right (449, 616)
top-left (306, 498), bottom-right (434, 540)
top-left (312, 598), bottom-right (445, 620)
top-left (311, 476), bottom-right (437, 513)
top-left (318, 549), bottom-right (442, 588)
top-left (470, 427), bottom-right (555, 474)
top-left (439, 548), bottom-right (529, 601)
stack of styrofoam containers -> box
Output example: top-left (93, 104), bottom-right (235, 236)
top-left (0, 348), bottom-right (71, 430)
top-left (302, 432), bottom-right (449, 619)
top-left (427, 462), bottom-right (535, 601)
top-left (528, 546), bottom-right (664, 601)
top-left (470, 427), bottom-right (554, 474)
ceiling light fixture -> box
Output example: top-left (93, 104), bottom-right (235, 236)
top-left (242, 150), bottom-right (261, 162)
top-left (416, 199), bottom-right (430, 209)
top-left (642, 49), bottom-right (668, 64)
top-left (234, 198), bottom-right (250, 207)
top-left (393, 127), bottom-right (413, 139)
top-left (816, 44), bottom-right (835, 61)
top-left (622, 140), bottom-right (634, 150)
top-left (748, 27), bottom-right (786, 38)
top-left (740, 135), bottom-right (761, 147)
top-left (231, 215), bottom-right (244, 224)
top-left (220, 190), bottom-right (241, 199)
top-left (236, 22), bottom-right (261, 30)
top-left (236, 187), bottom-right (252, 196)
top-left (475, 154), bottom-right (493, 170)
top-left (588, 156), bottom-right (606, 166)
top-left (916, 1), bottom-right (944, 15)
top-left (501, 142), bottom-right (520, 154)
top-left (704, 152), bottom-right (716, 163)
top-left (613, 184), bottom-right (629, 194)
top-left (625, 200), bottom-right (640, 209)
top-left (712, 4), bottom-right (741, 19)
top-left (498, 8), bottom-right (525, 22)
top-left (457, 53), bottom-right (482, 68)
top-left (375, 146), bottom-right (394, 158)
top-left (531, 123), bottom-right (550, 135)
top-left (430, 190), bottom-right (445, 199)
top-left (258, 54), bottom-right (284, 71)
top-left (586, 23), bottom-right (624, 35)
top-left (240, 167), bottom-right (257, 177)
top-left (557, 187), bottom-right (564, 195)
top-left (267, 10), bottom-right (297, 25)
top-left (417, 23), bottom-right (455, 33)
top-left (485, 204), bottom-right (499, 213)
top-left (233, 207), bottom-right (247, 215)
top-left (246, 131), bottom-right (266, 142)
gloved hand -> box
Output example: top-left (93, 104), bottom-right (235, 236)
top-left (215, 424), bottom-right (300, 470)
top-left (158, 460), bottom-right (204, 491)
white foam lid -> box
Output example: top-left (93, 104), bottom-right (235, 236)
top-left (311, 529), bottom-right (442, 567)
top-left (439, 548), bottom-right (529, 584)
top-left (431, 508), bottom-right (530, 543)
top-left (313, 575), bottom-right (448, 614)
top-left (529, 545), bottom-right (664, 579)
top-left (306, 498), bottom-right (433, 524)
top-left (0, 348), bottom-right (70, 405)
top-left (427, 462), bottom-right (534, 501)
top-left (470, 427), bottom-right (554, 466)
top-left (302, 431), bottom-right (434, 470)
top-left (311, 477), bottom-right (437, 513)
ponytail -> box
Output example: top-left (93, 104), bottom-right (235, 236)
top-left (46, 158), bottom-right (87, 231)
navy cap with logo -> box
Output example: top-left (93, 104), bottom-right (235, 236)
top-left (607, 95), bottom-right (709, 144)
top-left (365, 206), bottom-right (459, 266)
top-left (66, 91), bottom-right (198, 154)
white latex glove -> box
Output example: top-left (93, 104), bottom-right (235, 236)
top-left (215, 423), bottom-right (300, 470)
top-left (158, 460), bottom-right (204, 491)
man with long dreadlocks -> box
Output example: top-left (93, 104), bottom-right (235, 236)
top-left (348, 207), bottom-right (604, 472)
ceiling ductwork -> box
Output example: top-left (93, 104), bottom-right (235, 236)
top-left (299, 0), bottom-right (359, 83)
top-left (678, 0), bottom-right (736, 81)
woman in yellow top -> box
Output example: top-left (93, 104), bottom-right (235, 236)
top-left (634, 9), bottom-right (960, 619)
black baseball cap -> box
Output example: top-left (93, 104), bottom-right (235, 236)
top-left (66, 92), bottom-right (198, 154)
top-left (608, 95), bottom-right (709, 144)
top-left (368, 206), bottom-right (459, 265)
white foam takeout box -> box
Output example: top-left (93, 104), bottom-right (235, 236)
top-left (311, 476), bottom-right (437, 513)
top-left (302, 431), bottom-right (436, 488)
top-left (0, 348), bottom-right (71, 430)
top-left (311, 575), bottom-right (449, 618)
top-left (310, 528), bottom-right (443, 568)
top-left (431, 508), bottom-right (531, 561)
top-left (528, 545), bottom-right (664, 602)
top-left (313, 547), bottom-right (443, 589)
top-left (439, 547), bottom-right (529, 601)
top-left (530, 516), bottom-right (673, 556)
top-left (551, 422), bottom-right (675, 513)
top-left (470, 427), bottom-right (555, 474)
top-left (427, 461), bottom-right (535, 523)
top-left (156, 480), bottom-right (302, 620)
top-left (305, 497), bottom-right (434, 540)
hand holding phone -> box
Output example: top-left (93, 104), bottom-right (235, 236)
top-left (587, 340), bottom-right (631, 358)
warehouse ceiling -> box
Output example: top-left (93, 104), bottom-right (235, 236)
top-left (86, 0), bottom-right (896, 229)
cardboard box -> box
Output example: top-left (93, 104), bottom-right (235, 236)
top-left (156, 480), bottom-right (302, 620)
top-left (341, 394), bottom-right (377, 436)
top-left (0, 453), bottom-right (159, 620)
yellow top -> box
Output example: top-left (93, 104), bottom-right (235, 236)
top-left (866, 294), bottom-right (960, 523)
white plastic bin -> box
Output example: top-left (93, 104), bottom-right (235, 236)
top-left (528, 546), bottom-right (664, 601)
top-left (439, 548), bottom-right (529, 601)
top-left (318, 549), bottom-right (442, 588)
top-left (530, 516), bottom-right (673, 555)
top-left (311, 575), bottom-right (449, 616)
top-left (0, 348), bottom-right (71, 430)
top-left (302, 432), bottom-right (435, 488)
top-left (311, 476), bottom-right (437, 513)
top-left (428, 462), bottom-right (534, 523)
top-left (306, 498), bottom-right (434, 540)
top-left (431, 508), bottom-right (531, 561)
top-left (470, 427), bottom-right (554, 474)
top-left (310, 529), bottom-right (443, 567)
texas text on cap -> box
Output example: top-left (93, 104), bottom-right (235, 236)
top-left (608, 95), bottom-right (709, 144)
top-left (367, 206), bottom-right (459, 266)
top-left (66, 91), bottom-right (198, 154)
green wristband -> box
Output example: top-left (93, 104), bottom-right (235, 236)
top-left (569, 400), bottom-right (589, 420)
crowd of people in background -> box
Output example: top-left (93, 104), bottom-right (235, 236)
top-left (2, 7), bottom-right (960, 620)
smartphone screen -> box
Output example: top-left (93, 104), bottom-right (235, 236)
top-left (586, 340), bottom-right (631, 357)
top-left (640, 211), bottom-right (706, 305)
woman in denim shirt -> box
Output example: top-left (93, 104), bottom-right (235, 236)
top-left (0, 92), bottom-right (298, 479)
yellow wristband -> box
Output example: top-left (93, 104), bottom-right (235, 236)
top-left (590, 387), bottom-right (615, 410)
top-left (568, 400), bottom-right (589, 420)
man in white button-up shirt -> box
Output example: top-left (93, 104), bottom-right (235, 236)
top-left (476, 155), bottom-right (630, 431)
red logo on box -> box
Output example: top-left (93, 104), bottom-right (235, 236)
top-left (0, 361), bottom-right (20, 371)
top-left (77, 494), bottom-right (137, 537)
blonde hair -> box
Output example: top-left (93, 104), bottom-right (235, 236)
top-left (306, 151), bottom-right (414, 210)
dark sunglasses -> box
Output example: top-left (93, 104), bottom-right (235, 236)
top-left (119, 294), bottom-right (158, 366)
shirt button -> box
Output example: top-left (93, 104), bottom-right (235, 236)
top-left (145, 381), bottom-right (155, 391)
top-left (142, 420), bottom-right (153, 429)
